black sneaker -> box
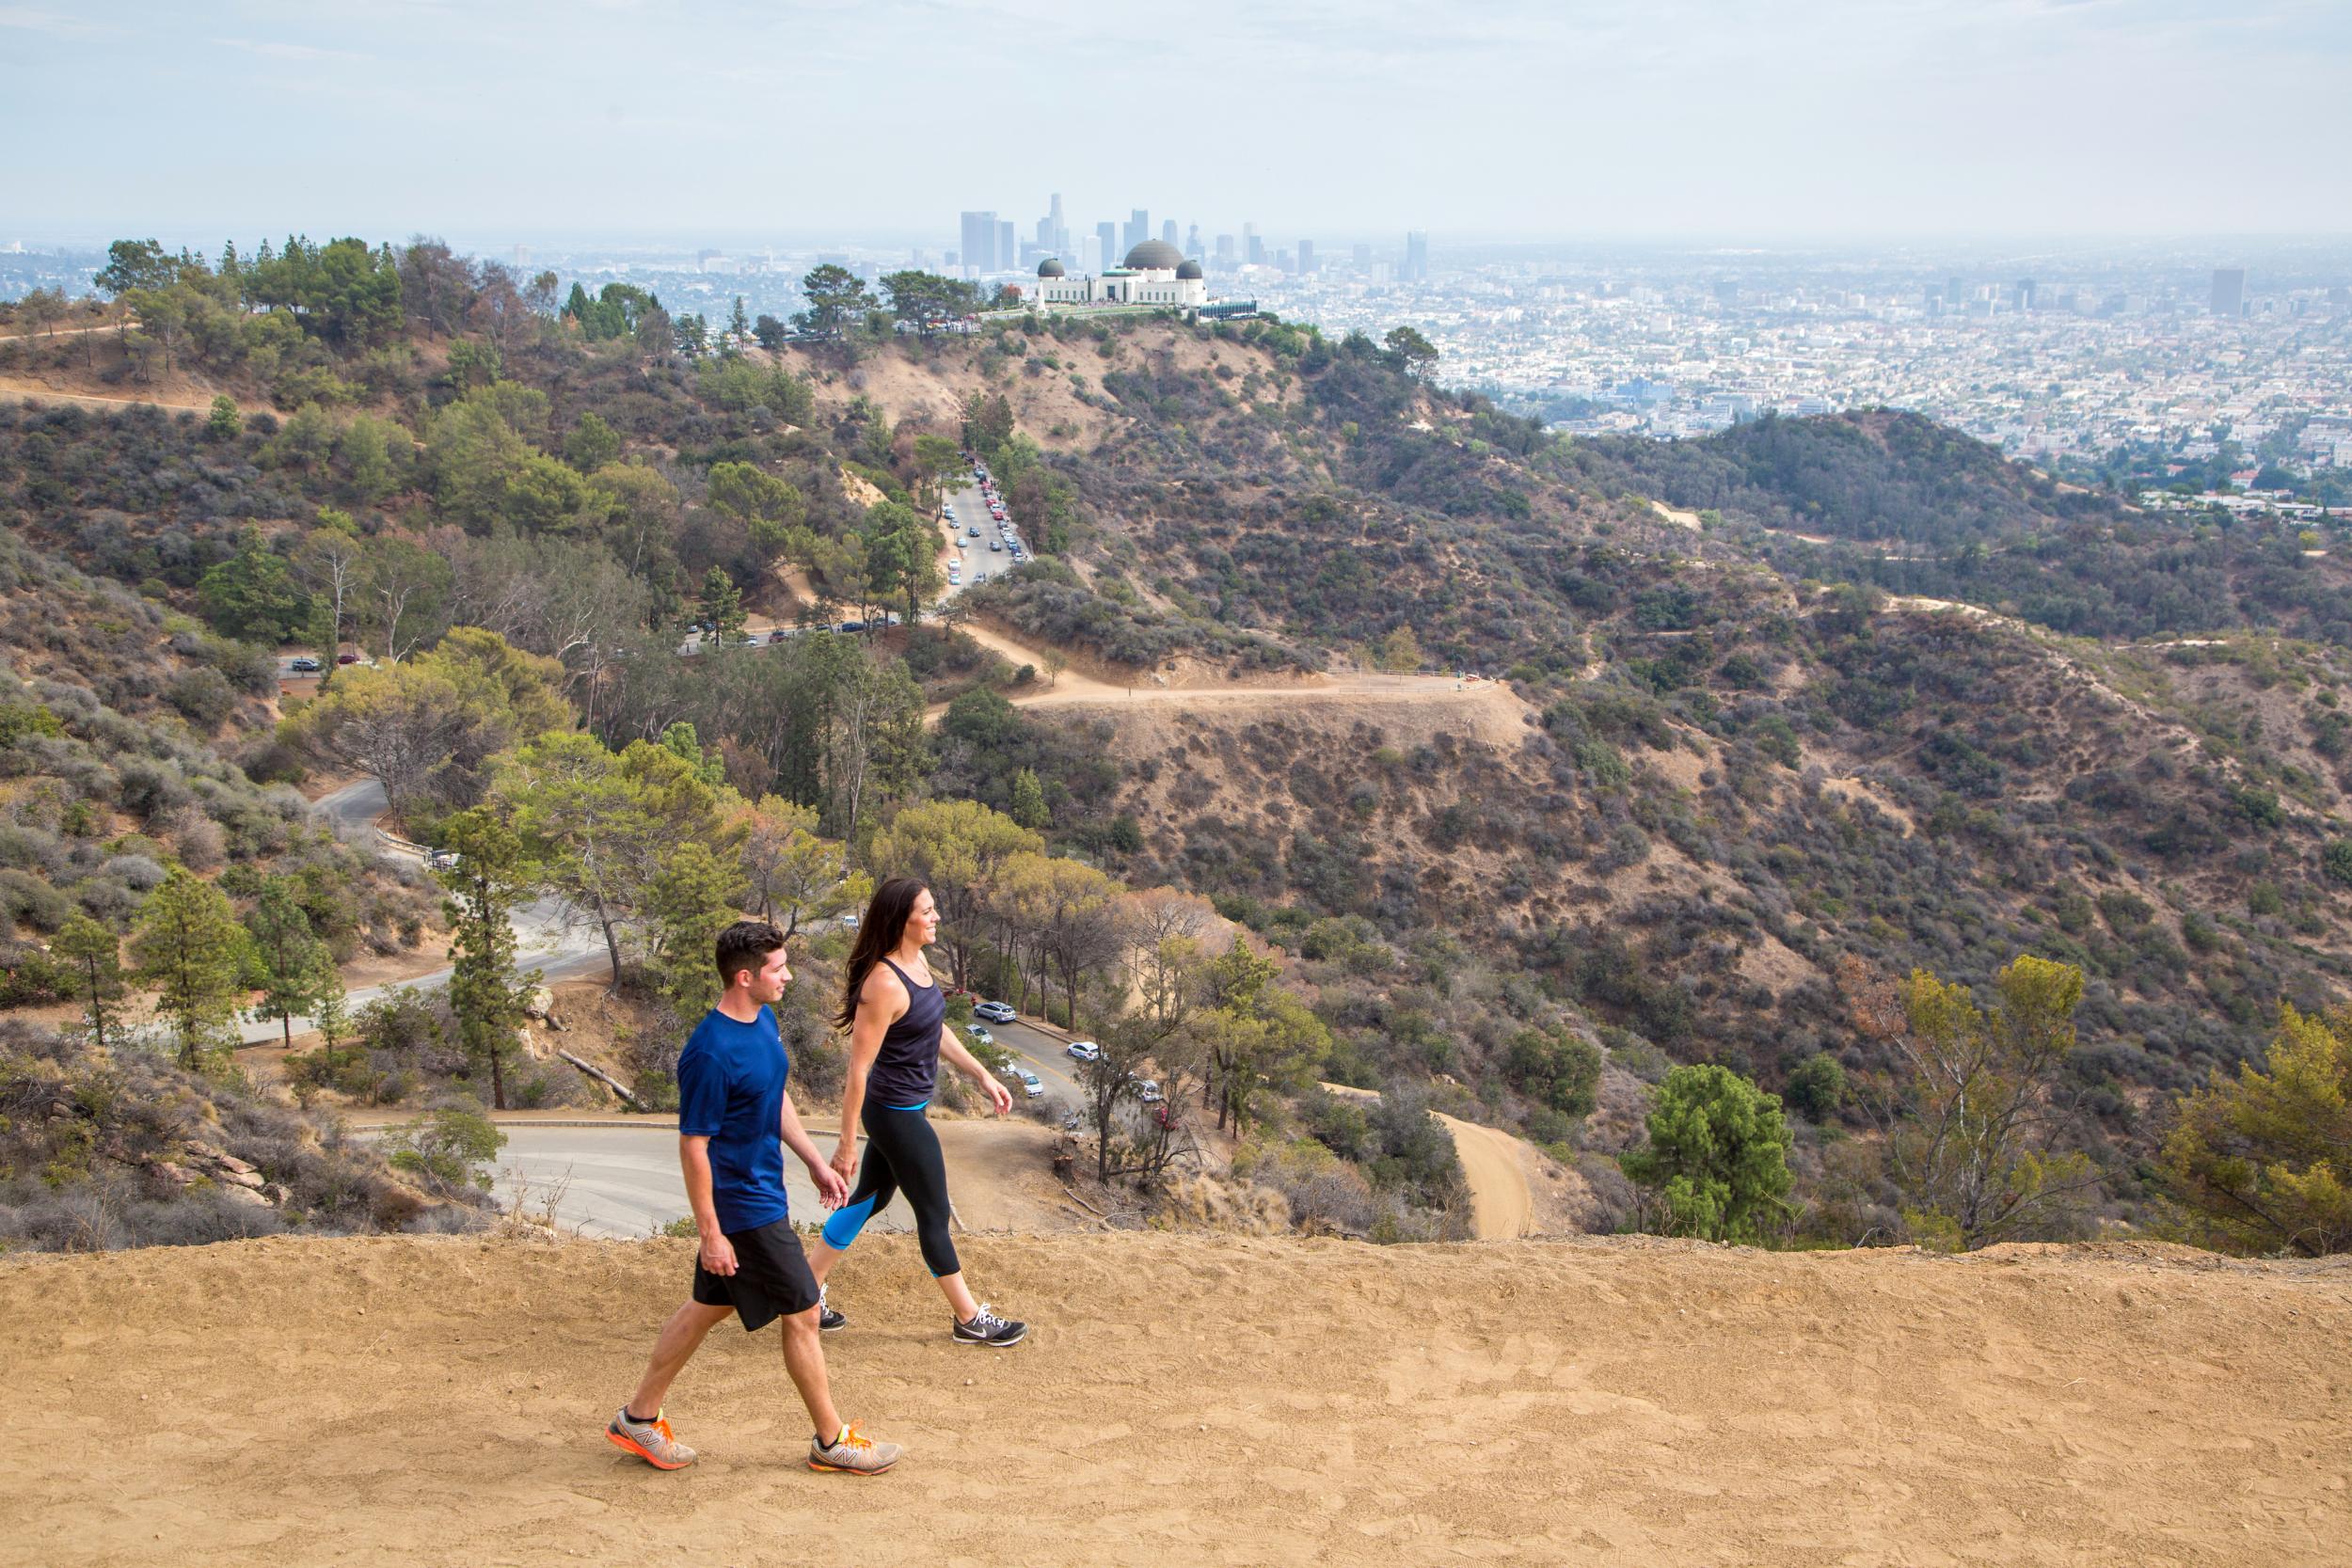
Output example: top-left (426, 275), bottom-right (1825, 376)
top-left (951, 1304), bottom-right (1026, 1347)
top-left (818, 1285), bottom-right (847, 1334)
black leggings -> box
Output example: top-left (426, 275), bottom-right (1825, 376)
top-left (819, 1101), bottom-right (959, 1277)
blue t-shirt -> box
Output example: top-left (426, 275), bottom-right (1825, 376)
top-left (675, 1006), bottom-right (791, 1234)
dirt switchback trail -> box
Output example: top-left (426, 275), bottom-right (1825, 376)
top-left (1433, 1113), bottom-right (1535, 1239)
top-left (5, 1234), bottom-right (2346, 1567)
top-left (1319, 1084), bottom-right (1536, 1240)
top-left (931, 618), bottom-right (1533, 743)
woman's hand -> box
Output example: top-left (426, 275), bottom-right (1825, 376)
top-left (831, 1139), bottom-right (859, 1186)
top-left (981, 1076), bottom-right (1013, 1117)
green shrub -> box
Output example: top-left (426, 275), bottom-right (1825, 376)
top-left (1783, 1052), bottom-right (1846, 1120)
top-left (1622, 1064), bottom-right (1793, 1243)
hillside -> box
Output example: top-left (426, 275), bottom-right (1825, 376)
top-left (3, 1231), bottom-right (2345, 1567)
top-left (5, 235), bottom-right (2349, 1260)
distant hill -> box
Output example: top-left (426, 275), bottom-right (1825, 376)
top-left (1573, 409), bottom-right (2115, 546)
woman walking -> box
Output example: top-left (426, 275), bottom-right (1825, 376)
top-left (808, 877), bottom-right (1027, 1347)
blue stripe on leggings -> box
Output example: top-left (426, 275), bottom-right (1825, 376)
top-left (885, 1100), bottom-right (929, 1111)
top-left (821, 1194), bottom-right (878, 1250)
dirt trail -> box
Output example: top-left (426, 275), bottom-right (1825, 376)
top-left (1319, 1084), bottom-right (1537, 1240)
top-left (0, 377), bottom-right (222, 417)
top-left (6, 1233), bottom-right (2345, 1567)
top-left (935, 619), bottom-right (1532, 739)
top-left (1432, 1113), bottom-right (1535, 1239)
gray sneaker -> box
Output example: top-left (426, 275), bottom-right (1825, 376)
top-left (951, 1303), bottom-right (1027, 1347)
top-left (607, 1406), bottom-right (698, 1470)
top-left (808, 1422), bottom-right (902, 1475)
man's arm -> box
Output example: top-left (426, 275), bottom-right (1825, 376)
top-left (778, 1088), bottom-right (846, 1207)
top-left (679, 1135), bottom-right (735, 1275)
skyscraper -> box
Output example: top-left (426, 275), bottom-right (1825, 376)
top-left (1245, 222), bottom-right (1263, 266)
top-left (1186, 222), bottom-right (1202, 258)
top-left (1296, 239), bottom-right (1316, 274)
top-left (1404, 230), bottom-right (1429, 283)
top-left (959, 212), bottom-right (997, 274)
top-left (2015, 277), bottom-right (2037, 310)
top-left (1096, 221), bottom-right (1119, 273)
top-left (1947, 276), bottom-right (1965, 309)
top-left (1215, 234), bottom-right (1236, 265)
top-left (1125, 209), bottom-right (1150, 253)
top-left (996, 220), bottom-right (1014, 273)
top-left (1159, 218), bottom-right (1177, 247)
top-left (2212, 268), bottom-right (2247, 316)
top-left (1352, 243), bottom-right (1372, 268)
top-left (1048, 192), bottom-right (1068, 256)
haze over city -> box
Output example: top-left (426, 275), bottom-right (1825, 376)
top-left (5, 0), bottom-right (2351, 243)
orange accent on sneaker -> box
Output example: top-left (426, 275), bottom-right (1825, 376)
top-left (607, 1413), bottom-right (691, 1470)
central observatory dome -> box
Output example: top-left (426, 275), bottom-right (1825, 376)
top-left (1121, 239), bottom-right (1184, 271)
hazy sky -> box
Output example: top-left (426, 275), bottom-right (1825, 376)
top-left (5, 0), bottom-right (2348, 248)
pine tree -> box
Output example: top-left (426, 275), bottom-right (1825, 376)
top-left (54, 915), bottom-right (126, 1051)
top-left (133, 869), bottom-right (251, 1069)
top-left (698, 566), bottom-right (745, 640)
top-left (437, 808), bottom-right (540, 1111)
top-left (1010, 768), bottom-right (1049, 830)
top-left (246, 877), bottom-right (333, 1049)
top-left (645, 842), bottom-right (745, 1018)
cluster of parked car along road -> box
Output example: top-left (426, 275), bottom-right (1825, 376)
top-left (944, 455), bottom-right (1024, 594)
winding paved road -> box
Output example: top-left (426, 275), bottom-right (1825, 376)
top-left (237, 781), bottom-right (611, 1044)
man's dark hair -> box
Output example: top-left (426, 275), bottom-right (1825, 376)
top-left (713, 919), bottom-right (786, 989)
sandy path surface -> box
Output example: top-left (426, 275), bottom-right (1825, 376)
top-left (0, 377), bottom-right (221, 416)
top-left (6, 1234), bottom-right (2345, 1567)
top-left (1433, 1113), bottom-right (1535, 1239)
top-left (1322, 1083), bottom-right (1538, 1241)
top-left (935, 617), bottom-right (1527, 736)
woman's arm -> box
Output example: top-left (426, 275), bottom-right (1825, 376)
top-left (833, 965), bottom-right (904, 1181)
top-left (940, 1025), bottom-right (1014, 1116)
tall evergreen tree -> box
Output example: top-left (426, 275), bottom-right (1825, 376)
top-left (133, 869), bottom-right (251, 1069)
top-left (437, 808), bottom-right (540, 1111)
top-left (245, 877), bottom-right (334, 1049)
top-left (54, 915), bottom-right (126, 1052)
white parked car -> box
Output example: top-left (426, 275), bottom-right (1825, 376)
top-left (973, 1000), bottom-right (1016, 1023)
top-left (1020, 1072), bottom-right (1043, 1099)
top-left (1136, 1079), bottom-right (1164, 1104)
top-left (1066, 1040), bottom-right (1101, 1063)
top-left (965, 1024), bottom-right (993, 1046)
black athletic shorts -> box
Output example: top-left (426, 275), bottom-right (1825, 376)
top-left (691, 1216), bottom-right (819, 1333)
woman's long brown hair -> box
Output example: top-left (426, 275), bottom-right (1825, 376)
top-left (835, 877), bottom-right (929, 1030)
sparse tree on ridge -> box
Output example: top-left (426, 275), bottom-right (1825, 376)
top-left (133, 869), bottom-right (252, 1070)
top-left (437, 807), bottom-right (540, 1111)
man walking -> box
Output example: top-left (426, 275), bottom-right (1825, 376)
top-left (606, 919), bottom-right (902, 1476)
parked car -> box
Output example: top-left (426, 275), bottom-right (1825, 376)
top-left (427, 849), bottom-right (461, 870)
top-left (836, 620), bottom-right (866, 633)
top-left (1136, 1080), bottom-right (1164, 1104)
top-left (989, 540), bottom-right (1002, 552)
top-left (1066, 1040), bottom-right (1101, 1062)
top-left (336, 653), bottom-right (360, 665)
top-left (839, 912), bottom-right (859, 927)
top-left (1020, 1072), bottom-right (1043, 1099)
top-left (769, 628), bottom-right (792, 643)
top-left (965, 1024), bottom-right (993, 1046)
top-left (997, 1062), bottom-right (1025, 1084)
top-left (973, 1000), bottom-right (1016, 1023)
top-left (287, 656), bottom-right (322, 673)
